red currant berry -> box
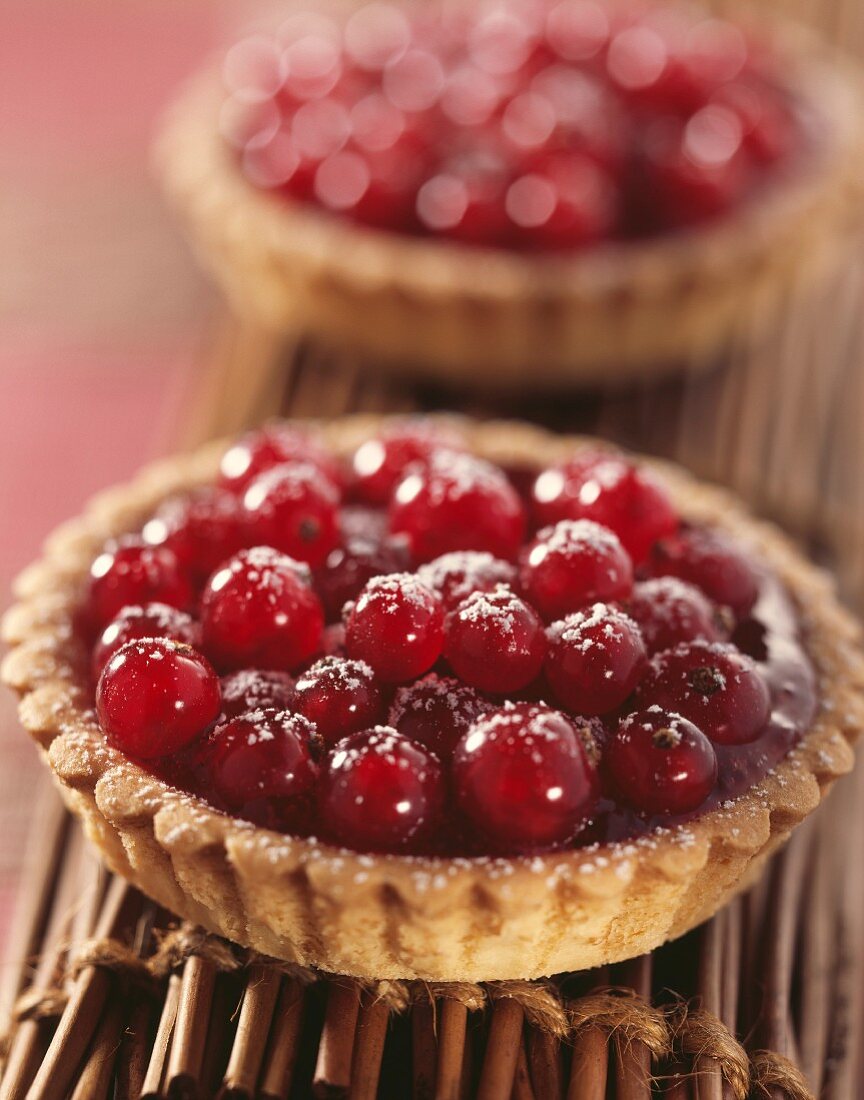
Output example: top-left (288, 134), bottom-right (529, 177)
top-left (315, 534), bottom-right (410, 621)
top-left (92, 603), bottom-right (201, 681)
top-left (201, 547), bottom-right (324, 671)
top-left (243, 462), bottom-right (340, 569)
top-left (142, 488), bottom-right (245, 584)
top-left (417, 550), bottom-right (517, 612)
top-left (635, 640), bottom-right (770, 745)
top-left (349, 420), bottom-right (466, 506)
top-left (96, 639), bottom-right (221, 759)
top-left (532, 453), bottom-right (678, 563)
top-left (520, 519), bottom-right (633, 620)
top-left (220, 669), bottom-right (296, 720)
top-left (345, 574), bottom-right (444, 682)
top-left (390, 451), bottom-right (526, 563)
top-left (648, 527), bottom-right (759, 618)
top-left (320, 726), bottom-right (444, 852)
top-left (453, 703), bottom-right (598, 853)
top-left (200, 709), bottom-right (320, 830)
top-left (605, 708), bottom-right (717, 815)
top-left (445, 585), bottom-right (546, 693)
top-left (624, 577), bottom-right (723, 655)
top-left (389, 673), bottom-right (490, 758)
top-left (292, 656), bottom-right (384, 744)
top-left (87, 537), bottom-right (194, 630)
top-left (219, 424), bottom-right (342, 494)
top-left (545, 603), bottom-right (646, 715)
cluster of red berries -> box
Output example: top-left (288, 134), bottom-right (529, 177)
top-left (224, 0), bottom-right (802, 249)
top-left (87, 420), bottom-right (788, 857)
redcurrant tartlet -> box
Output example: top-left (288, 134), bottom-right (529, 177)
top-left (159, 1), bottom-right (864, 385)
top-left (4, 417), bottom-right (863, 980)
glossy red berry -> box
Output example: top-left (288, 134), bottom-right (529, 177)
top-left (243, 462), bottom-right (340, 569)
top-left (452, 703), bottom-right (598, 853)
top-left (349, 421), bottom-right (466, 505)
top-left (390, 451), bottom-right (526, 563)
top-left (200, 709), bottom-right (320, 830)
top-left (417, 550), bottom-right (517, 612)
top-left (389, 673), bottom-right (490, 758)
top-left (219, 424), bottom-right (342, 494)
top-left (345, 573), bottom-right (444, 682)
top-left (315, 533), bottom-right (410, 621)
top-left (445, 585), bottom-right (547, 693)
top-left (320, 726), bottom-right (444, 852)
top-left (635, 640), bottom-right (770, 745)
top-left (520, 519), bottom-right (633, 620)
top-left (92, 603), bottom-right (201, 681)
top-left (87, 537), bottom-right (194, 630)
top-left (531, 453), bottom-right (678, 563)
top-left (142, 487), bottom-right (245, 584)
top-left (292, 656), bottom-right (384, 744)
top-left (219, 669), bottom-right (296, 719)
top-left (648, 527), bottom-right (759, 618)
top-left (624, 577), bottom-right (723, 654)
top-left (200, 547), bottom-right (324, 671)
top-left (605, 708), bottom-right (717, 815)
top-left (96, 639), bottom-right (221, 759)
top-left (545, 603), bottom-right (647, 715)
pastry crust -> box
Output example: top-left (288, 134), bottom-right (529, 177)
top-left (4, 417), bottom-right (864, 980)
top-left (156, 26), bottom-right (864, 389)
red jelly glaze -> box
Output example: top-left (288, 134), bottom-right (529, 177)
top-left (520, 518), bottom-right (633, 620)
top-left (87, 537), bottom-right (194, 630)
top-left (243, 462), bottom-right (341, 569)
top-left (605, 707), bottom-right (718, 815)
top-left (292, 656), bottom-right (384, 744)
top-left (390, 451), bottom-right (526, 563)
top-left (345, 573), bottom-right (444, 682)
top-left (531, 453), bottom-right (678, 563)
top-left (219, 669), bottom-right (296, 719)
top-left (96, 639), bottom-right (221, 759)
top-left (320, 726), bottom-right (445, 852)
top-left (389, 673), bottom-right (490, 758)
top-left (635, 639), bottom-right (771, 746)
top-left (92, 603), bottom-right (201, 682)
top-left (198, 709), bottom-right (321, 830)
top-left (200, 547), bottom-right (324, 671)
top-left (545, 603), bottom-right (647, 715)
top-left (445, 585), bottom-right (547, 693)
top-left (452, 703), bottom-right (598, 853)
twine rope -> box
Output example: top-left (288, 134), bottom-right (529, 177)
top-left (669, 1005), bottom-right (750, 1100)
top-left (569, 987), bottom-right (671, 1058)
top-left (750, 1050), bottom-right (815, 1100)
top-left (487, 980), bottom-right (570, 1040)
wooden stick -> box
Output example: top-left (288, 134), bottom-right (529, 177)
top-left (26, 877), bottom-right (136, 1100)
top-left (221, 964), bottom-right (282, 1097)
top-left (526, 1026), bottom-right (562, 1100)
top-left (797, 827), bottom-right (834, 1095)
top-left (258, 979), bottom-right (306, 1100)
top-left (694, 917), bottom-right (724, 1100)
top-left (411, 999), bottom-right (436, 1100)
top-left (114, 995), bottom-right (152, 1100)
top-left (348, 991), bottom-right (390, 1100)
top-left (68, 991), bottom-right (125, 1100)
top-left (510, 1039), bottom-right (535, 1100)
top-left (313, 980), bottom-right (360, 1097)
top-left (164, 954), bottom-right (218, 1097)
top-left (140, 973), bottom-right (181, 1100)
top-left (476, 998), bottom-right (523, 1100)
top-left (567, 1025), bottom-right (607, 1100)
top-left (435, 997), bottom-right (468, 1100)
top-left (614, 957), bottom-right (652, 1100)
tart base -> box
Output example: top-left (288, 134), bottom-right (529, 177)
top-left (4, 418), bottom-right (864, 980)
top-left (156, 28), bottom-right (864, 389)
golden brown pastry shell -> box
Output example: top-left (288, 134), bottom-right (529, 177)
top-left (4, 418), bottom-right (863, 980)
top-left (156, 23), bottom-right (864, 389)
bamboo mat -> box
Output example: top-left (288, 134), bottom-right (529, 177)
top-left (2, 245), bottom-right (864, 1097)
